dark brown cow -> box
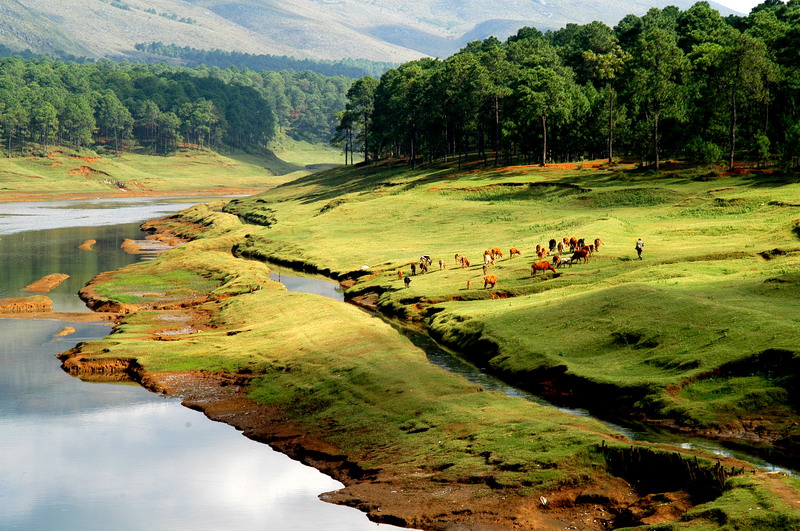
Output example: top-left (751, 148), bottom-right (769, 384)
top-left (571, 249), bottom-right (589, 264)
top-left (484, 275), bottom-right (498, 289)
top-left (530, 261), bottom-right (558, 277)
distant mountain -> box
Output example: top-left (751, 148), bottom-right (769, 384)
top-left (3, 0), bottom-right (739, 63)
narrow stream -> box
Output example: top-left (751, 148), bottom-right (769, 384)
top-left (267, 265), bottom-right (798, 477)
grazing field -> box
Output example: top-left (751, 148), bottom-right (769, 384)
top-left (55, 159), bottom-right (800, 528)
top-left (0, 144), bottom-right (341, 199)
top-left (226, 160), bottom-right (800, 455)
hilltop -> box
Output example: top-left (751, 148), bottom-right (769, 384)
top-left (3, 0), bottom-right (736, 62)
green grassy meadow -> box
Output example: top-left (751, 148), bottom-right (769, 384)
top-left (14, 148), bottom-right (788, 527)
top-left (0, 142), bottom-right (341, 198)
top-left (224, 161), bottom-right (800, 450)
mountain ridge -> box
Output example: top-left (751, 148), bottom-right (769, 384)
top-left (4, 0), bottom-right (739, 63)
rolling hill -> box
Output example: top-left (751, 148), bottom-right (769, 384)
top-left (4, 0), bottom-right (738, 63)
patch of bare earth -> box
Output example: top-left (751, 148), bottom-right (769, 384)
top-left (0, 295), bottom-right (53, 313)
top-left (22, 273), bottom-right (70, 293)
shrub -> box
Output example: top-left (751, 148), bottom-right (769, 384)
top-left (687, 137), bottom-right (723, 164)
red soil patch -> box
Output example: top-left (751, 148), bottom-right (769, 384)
top-left (120, 237), bottom-right (177, 258)
top-left (22, 273), bottom-right (70, 293)
top-left (0, 295), bottom-right (53, 313)
top-left (68, 154), bottom-right (100, 163)
top-left (68, 165), bottom-right (110, 177)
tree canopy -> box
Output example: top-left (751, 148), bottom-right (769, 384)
top-left (339, 1), bottom-right (800, 171)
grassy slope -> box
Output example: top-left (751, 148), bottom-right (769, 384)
top-left (225, 161), bottom-right (800, 445)
top-left (71, 202), bottom-right (800, 528)
top-left (0, 144), bottom-right (340, 198)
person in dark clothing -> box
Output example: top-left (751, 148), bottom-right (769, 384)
top-left (635, 238), bottom-right (644, 260)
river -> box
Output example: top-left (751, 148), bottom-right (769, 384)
top-left (266, 264), bottom-right (798, 477)
top-left (0, 198), bottom-right (403, 531)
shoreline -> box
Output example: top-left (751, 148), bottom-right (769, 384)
top-left (45, 199), bottom-right (800, 529)
top-left (0, 187), bottom-right (267, 203)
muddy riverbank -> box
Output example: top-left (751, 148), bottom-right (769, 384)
top-left (54, 212), bottom-right (800, 530)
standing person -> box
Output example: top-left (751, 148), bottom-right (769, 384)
top-left (635, 238), bottom-right (644, 260)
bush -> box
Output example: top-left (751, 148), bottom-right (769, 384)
top-left (753, 132), bottom-right (770, 168)
top-left (687, 137), bottom-right (723, 164)
top-left (780, 122), bottom-right (800, 171)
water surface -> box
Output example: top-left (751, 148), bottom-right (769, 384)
top-left (0, 199), bottom-right (403, 530)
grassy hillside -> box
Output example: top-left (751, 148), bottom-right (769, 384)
top-left (5, 0), bottom-right (737, 62)
top-left (0, 143), bottom-right (341, 199)
top-left (224, 160), bottom-right (800, 457)
top-left (65, 200), bottom-right (800, 529)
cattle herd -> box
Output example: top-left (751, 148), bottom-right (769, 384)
top-left (399, 237), bottom-right (604, 290)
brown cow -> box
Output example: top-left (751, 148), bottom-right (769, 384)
top-left (484, 275), bottom-right (498, 289)
top-left (491, 247), bottom-right (504, 258)
top-left (569, 237), bottom-right (578, 250)
top-left (397, 270), bottom-right (403, 280)
top-left (509, 247), bottom-right (521, 258)
top-left (482, 264), bottom-right (489, 275)
top-left (411, 263), bottom-right (417, 275)
top-left (557, 241), bottom-right (564, 253)
top-left (531, 261), bottom-right (558, 277)
top-left (551, 255), bottom-right (561, 268)
top-left (461, 257), bottom-right (471, 268)
top-left (594, 238), bottom-right (603, 251)
top-left (571, 249), bottom-right (589, 264)
top-left (454, 253), bottom-right (462, 264)
top-left (439, 259), bottom-right (446, 270)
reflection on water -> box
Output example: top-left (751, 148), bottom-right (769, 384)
top-left (268, 264), bottom-right (345, 301)
top-left (0, 199), bottom-right (404, 531)
top-left (0, 223), bottom-right (151, 311)
top-left (0, 197), bottom-right (209, 235)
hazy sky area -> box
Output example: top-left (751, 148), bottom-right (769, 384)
top-left (714, 0), bottom-right (763, 14)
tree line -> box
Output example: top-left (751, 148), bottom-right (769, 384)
top-left (135, 42), bottom-right (396, 79)
top-left (0, 56), bottom-right (355, 156)
top-left (337, 1), bottom-right (800, 171)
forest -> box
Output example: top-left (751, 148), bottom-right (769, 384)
top-left (134, 42), bottom-right (396, 79)
top-left (0, 57), bottom-right (352, 155)
top-left (337, 1), bottom-right (800, 170)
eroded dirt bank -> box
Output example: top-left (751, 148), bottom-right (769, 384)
top-left (59, 351), bottom-right (743, 531)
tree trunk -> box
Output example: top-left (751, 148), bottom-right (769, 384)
top-left (653, 113), bottom-right (660, 171)
top-left (494, 96), bottom-right (500, 166)
top-left (540, 114), bottom-right (547, 167)
top-left (363, 112), bottom-right (369, 163)
top-left (410, 122), bottom-right (416, 169)
top-left (729, 84), bottom-right (737, 171)
top-left (608, 88), bottom-right (614, 164)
